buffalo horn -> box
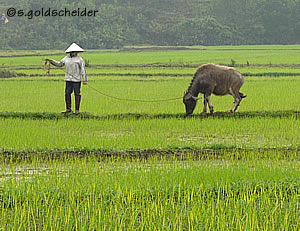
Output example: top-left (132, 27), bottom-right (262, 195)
top-left (192, 96), bottom-right (201, 101)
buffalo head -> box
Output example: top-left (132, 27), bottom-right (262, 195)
top-left (183, 91), bottom-right (201, 116)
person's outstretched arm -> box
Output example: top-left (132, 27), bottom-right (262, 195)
top-left (45, 58), bottom-right (65, 67)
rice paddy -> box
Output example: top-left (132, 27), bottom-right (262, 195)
top-left (0, 154), bottom-right (298, 230)
top-left (0, 45), bottom-right (299, 229)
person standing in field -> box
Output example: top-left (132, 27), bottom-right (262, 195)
top-left (45, 43), bottom-right (88, 114)
top-left (1, 14), bottom-right (8, 25)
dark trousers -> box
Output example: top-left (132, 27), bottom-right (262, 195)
top-left (65, 81), bottom-right (81, 96)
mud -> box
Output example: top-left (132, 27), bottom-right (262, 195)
top-left (120, 46), bottom-right (202, 52)
top-left (0, 147), bottom-right (298, 163)
top-left (0, 70), bottom-right (27, 78)
top-left (0, 111), bottom-right (298, 120)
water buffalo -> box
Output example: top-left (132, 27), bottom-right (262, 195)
top-left (183, 64), bottom-right (246, 115)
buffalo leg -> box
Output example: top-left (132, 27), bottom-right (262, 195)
top-left (206, 94), bottom-right (214, 115)
top-left (201, 96), bottom-right (208, 114)
top-left (230, 93), bottom-right (241, 112)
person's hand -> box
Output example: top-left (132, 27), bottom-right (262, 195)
top-left (45, 59), bottom-right (53, 63)
top-left (83, 81), bottom-right (88, 85)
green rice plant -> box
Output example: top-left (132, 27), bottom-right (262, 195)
top-left (0, 115), bottom-right (298, 152)
top-left (0, 45), bottom-right (299, 230)
top-left (0, 76), bottom-right (299, 114)
top-left (12, 65), bottom-right (300, 79)
top-left (2, 45), bottom-right (300, 67)
top-left (0, 152), bottom-right (298, 230)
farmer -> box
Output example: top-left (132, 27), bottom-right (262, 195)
top-left (1, 14), bottom-right (7, 25)
top-left (45, 43), bottom-right (88, 114)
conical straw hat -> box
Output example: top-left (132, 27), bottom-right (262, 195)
top-left (65, 43), bottom-right (85, 53)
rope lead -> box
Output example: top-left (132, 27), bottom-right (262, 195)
top-left (87, 85), bottom-right (182, 103)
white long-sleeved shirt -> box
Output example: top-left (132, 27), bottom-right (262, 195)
top-left (52, 55), bottom-right (87, 82)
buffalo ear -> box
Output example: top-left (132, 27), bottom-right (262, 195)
top-left (191, 96), bottom-right (201, 101)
